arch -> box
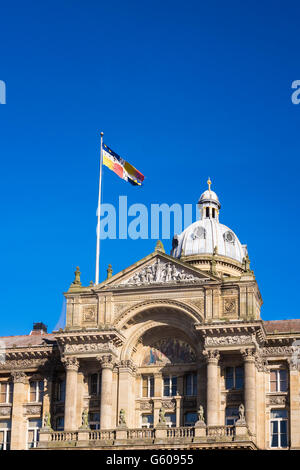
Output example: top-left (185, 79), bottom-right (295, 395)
top-left (115, 299), bottom-right (203, 330)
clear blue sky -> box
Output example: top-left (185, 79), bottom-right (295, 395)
top-left (1, 0), bottom-right (299, 336)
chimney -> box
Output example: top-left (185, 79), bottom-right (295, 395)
top-left (30, 322), bottom-right (48, 336)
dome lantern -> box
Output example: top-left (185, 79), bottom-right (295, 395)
top-left (197, 178), bottom-right (221, 222)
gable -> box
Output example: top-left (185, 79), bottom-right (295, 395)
top-left (97, 251), bottom-right (219, 290)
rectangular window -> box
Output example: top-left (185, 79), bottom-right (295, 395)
top-left (89, 412), bottom-right (100, 430)
top-left (270, 370), bottom-right (288, 392)
top-left (225, 366), bottom-right (244, 390)
top-left (57, 380), bottom-right (66, 402)
top-left (89, 374), bottom-right (100, 396)
top-left (55, 416), bottom-right (64, 431)
top-left (0, 420), bottom-right (11, 451)
top-left (141, 414), bottom-right (153, 428)
top-left (27, 419), bottom-right (42, 449)
top-left (270, 409), bottom-right (288, 448)
top-left (142, 376), bottom-right (154, 398)
top-left (225, 407), bottom-right (239, 425)
top-left (184, 412), bottom-right (198, 427)
top-left (165, 413), bottom-right (176, 427)
top-left (0, 383), bottom-right (13, 404)
top-left (163, 376), bottom-right (177, 397)
top-left (29, 380), bottom-right (44, 403)
top-left (185, 373), bottom-right (197, 396)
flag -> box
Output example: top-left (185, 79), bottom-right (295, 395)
top-left (102, 143), bottom-right (144, 186)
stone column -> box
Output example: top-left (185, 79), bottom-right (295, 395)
top-left (62, 357), bottom-right (79, 431)
top-left (98, 354), bottom-right (114, 429)
top-left (205, 350), bottom-right (220, 426)
top-left (42, 372), bottom-right (53, 428)
top-left (117, 360), bottom-right (136, 428)
top-left (288, 359), bottom-right (300, 449)
top-left (10, 371), bottom-right (28, 450)
top-left (242, 348), bottom-right (256, 436)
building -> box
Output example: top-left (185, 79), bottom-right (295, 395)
top-left (1, 181), bottom-right (300, 450)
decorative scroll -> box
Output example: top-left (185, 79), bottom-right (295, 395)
top-left (142, 338), bottom-right (196, 365)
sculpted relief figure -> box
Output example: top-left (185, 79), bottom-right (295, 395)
top-left (122, 259), bottom-right (201, 286)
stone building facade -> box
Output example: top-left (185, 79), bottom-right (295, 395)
top-left (0, 183), bottom-right (300, 450)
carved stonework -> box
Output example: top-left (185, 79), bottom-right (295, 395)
top-left (203, 349), bottom-right (220, 362)
top-left (82, 306), bottom-right (97, 323)
top-left (61, 357), bottom-right (79, 371)
top-left (241, 348), bottom-right (256, 361)
top-left (187, 298), bottom-right (204, 313)
top-left (11, 371), bottom-right (28, 384)
top-left (97, 354), bottom-right (114, 369)
top-left (0, 358), bottom-right (49, 370)
top-left (0, 406), bottom-right (11, 416)
top-left (268, 395), bottom-right (288, 406)
top-left (223, 298), bottom-right (237, 315)
top-left (161, 399), bottom-right (176, 410)
top-left (119, 259), bottom-right (204, 287)
top-left (255, 354), bottom-right (269, 372)
top-left (205, 335), bottom-right (253, 347)
top-left (261, 346), bottom-right (293, 357)
top-left (24, 405), bottom-right (42, 415)
top-left (118, 360), bottom-right (137, 373)
top-left (140, 401), bottom-right (153, 411)
top-left (64, 342), bottom-right (117, 356)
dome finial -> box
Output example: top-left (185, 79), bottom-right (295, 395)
top-left (207, 177), bottom-right (212, 191)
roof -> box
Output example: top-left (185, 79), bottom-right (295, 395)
top-left (0, 333), bottom-right (56, 348)
top-left (264, 320), bottom-right (300, 334)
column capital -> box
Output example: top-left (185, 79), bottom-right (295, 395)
top-left (241, 348), bottom-right (256, 362)
top-left (203, 349), bottom-right (220, 363)
top-left (61, 356), bottom-right (79, 371)
top-left (97, 354), bottom-right (115, 369)
top-left (11, 371), bottom-right (28, 384)
top-left (117, 359), bottom-right (137, 374)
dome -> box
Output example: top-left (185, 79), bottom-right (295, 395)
top-left (172, 218), bottom-right (246, 263)
top-left (171, 179), bottom-right (247, 267)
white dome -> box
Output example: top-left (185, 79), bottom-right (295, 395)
top-left (198, 189), bottom-right (220, 206)
top-left (172, 218), bottom-right (246, 263)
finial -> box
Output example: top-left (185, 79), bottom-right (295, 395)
top-left (207, 177), bottom-right (212, 191)
top-left (107, 264), bottom-right (113, 279)
top-left (155, 240), bottom-right (165, 253)
top-left (72, 266), bottom-right (81, 286)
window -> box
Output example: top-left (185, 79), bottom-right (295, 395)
top-left (141, 414), bottom-right (153, 428)
top-left (27, 419), bottom-right (41, 449)
top-left (29, 380), bottom-right (44, 403)
top-left (56, 380), bottom-right (66, 402)
top-left (225, 366), bottom-right (244, 390)
top-left (205, 207), bottom-right (210, 218)
top-left (225, 407), bottom-right (239, 425)
top-left (89, 373), bottom-right (101, 396)
top-left (142, 376), bottom-right (154, 398)
top-left (0, 420), bottom-right (11, 450)
top-left (89, 412), bottom-right (100, 430)
top-left (270, 409), bottom-right (288, 448)
top-left (0, 382), bottom-right (13, 404)
top-left (165, 413), bottom-right (176, 427)
top-left (184, 412), bottom-right (198, 427)
top-left (185, 373), bottom-right (197, 396)
top-left (163, 376), bottom-right (177, 397)
top-left (270, 370), bottom-right (288, 392)
top-left (55, 416), bottom-right (64, 431)
top-left (212, 208), bottom-right (215, 218)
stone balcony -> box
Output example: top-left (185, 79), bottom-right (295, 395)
top-left (37, 424), bottom-right (257, 450)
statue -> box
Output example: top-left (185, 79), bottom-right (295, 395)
top-left (119, 409), bottom-right (126, 426)
top-left (43, 411), bottom-right (52, 429)
top-left (236, 403), bottom-right (246, 425)
top-left (80, 409), bottom-right (89, 429)
top-left (159, 407), bottom-right (166, 424)
top-left (195, 405), bottom-right (205, 427)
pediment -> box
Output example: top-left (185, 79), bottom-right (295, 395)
top-left (97, 251), bottom-right (219, 290)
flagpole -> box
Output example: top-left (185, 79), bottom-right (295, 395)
top-left (95, 131), bottom-right (104, 285)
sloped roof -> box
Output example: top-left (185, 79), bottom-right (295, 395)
top-left (264, 320), bottom-right (300, 334)
top-left (0, 333), bottom-right (56, 348)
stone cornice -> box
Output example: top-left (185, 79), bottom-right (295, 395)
top-left (196, 321), bottom-right (265, 346)
top-left (55, 329), bottom-right (125, 348)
